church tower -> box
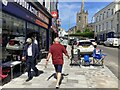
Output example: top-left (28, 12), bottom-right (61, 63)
top-left (76, 0), bottom-right (88, 32)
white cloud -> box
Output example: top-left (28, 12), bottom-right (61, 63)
top-left (58, 3), bottom-right (80, 30)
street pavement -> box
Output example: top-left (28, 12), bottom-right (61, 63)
top-left (98, 45), bottom-right (119, 78)
top-left (1, 45), bottom-right (118, 89)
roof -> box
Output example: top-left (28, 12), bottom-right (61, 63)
top-left (94, 2), bottom-right (114, 17)
top-left (68, 26), bottom-right (76, 31)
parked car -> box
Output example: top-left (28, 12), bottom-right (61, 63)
top-left (112, 38), bottom-right (120, 47)
top-left (89, 39), bottom-right (97, 46)
top-left (6, 36), bottom-right (25, 54)
top-left (104, 39), bottom-right (112, 46)
top-left (104, 38), bottom-right (120, 47)
top-left (77, 40), bottom-right (94, 55)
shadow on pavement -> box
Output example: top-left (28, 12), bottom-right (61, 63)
top-left (47, 73), bottom-right (69, 85)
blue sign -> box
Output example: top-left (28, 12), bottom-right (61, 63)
top-left (2, 2), bottom-right (36, 23)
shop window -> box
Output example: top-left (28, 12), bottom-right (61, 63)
top-left (2, 12), bottom-right (26, 49)
top-left (27, 22), bottom-right (39, 38)
top-left (39, 28), bottom-right (46, 50)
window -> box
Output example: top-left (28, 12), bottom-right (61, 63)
top-left (96, 26), bottom-right (97, 32)
top-left (100, 15), bottom-right (101, 21)
top-left (39, 28), bottom-right (46, 49)
top-left (79, 16), bottom-right (81, 21)
top-left (96, 17), bottom-right (97, 22)
top-left (104, 23), bottom-right (106, 30)
top-left (107, 11), bottom-right (108, 18)
top-left (85, 16), bottom-right (86, 24)
top-left (97, 16), bottom-right (99, 22)
top-left (106, 22), bottom-right (108, 29)
top-left (108, 9), bottom-right (110, 16)
top-left (99, 16), bottom-right (101, 21)
top-left (117, 13), bottom-right (119, 21)
top-left (102, 23), bottom-right (104, 30)
top-left (117, 24), bottom-right (119, 34)
top-left (104, 11), bottom-right (106, 19)
top-left (111, 9), bottom-right (114, 15)
top-left (2, 12), bottom-right (25, 50)
top-left (99, 25), bottom-right (101, 32)
top-left (2, 12), bottom-right (25, 36)
top-left (111, 20), bottom-right (113, 29)
top-left (103, 13), bottom-right (104, 20)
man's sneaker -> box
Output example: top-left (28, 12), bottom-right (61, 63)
top-left (26, 77), bottom-right (32, 82)
top-left (56, 85), bottom-right (59, 89)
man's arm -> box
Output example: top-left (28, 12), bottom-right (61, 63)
top-left (46, 52), bottom-right (52, 61)
top-left (65, 52), bottom-right (70, 59)
top-left (62, 46), bottom-right (70, 59)
top-left (34, 43), bottom-right (39, 58)
top-left (22, 44), bottom-right (27, 61)
top-left (45, 53), bottom-right (52, 67)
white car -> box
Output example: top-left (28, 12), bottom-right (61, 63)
top-left (77, 40), bottom-right (94, 55)
top-left (104, 38), bottom-right (119, 47)
top-left (89, 39), bottom-right (97, 46)
top-left (6, 37), bottom-right (25, 52)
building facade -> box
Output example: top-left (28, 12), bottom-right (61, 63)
top-left (68, 26), bottom-right (76, 35)
top-left (37, 0), bottom-right (59, 44)
top-left (1, 1), bottom-right (52, 51)
top-left (94, 2), bottom-right (120, 42)
top-left (76, 0), bottom-right (88, 32)
top-left (115, 1), bottom-right (120, 38)
top-left (50, 0), bottom-right (59, 43)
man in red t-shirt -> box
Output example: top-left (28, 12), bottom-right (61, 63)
top-left (45, 37), bottom-right (69, 89)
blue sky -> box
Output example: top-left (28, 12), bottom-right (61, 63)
top-left (58, 2), bottom-right (111, 31)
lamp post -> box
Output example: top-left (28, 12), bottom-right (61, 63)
top-left (68, 14), bottom-right (71, 41)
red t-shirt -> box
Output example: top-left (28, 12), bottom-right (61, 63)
top-left (49, 43), bottom-right (67, 65)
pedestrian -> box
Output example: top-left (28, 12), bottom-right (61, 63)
top-left (45, 37), bottom-right (70, 89)
top-left (22, 38), bottom-right (39, 82)
top-left (32, 34), bottom-right (38, 45)
top-left (31, 34), bottom-right (39, 64)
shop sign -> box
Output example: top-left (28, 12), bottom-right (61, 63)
top-left (35, 19), bottom-right (48, 29)
top-left (37, 11), bottom-right (49, 24)
top-left (14, 0), bottom-right (49, 24)
top-left (51, 11), bottom-right (58, 18)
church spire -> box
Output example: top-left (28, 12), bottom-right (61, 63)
top-left (81, 0), bottom-right (84, 12)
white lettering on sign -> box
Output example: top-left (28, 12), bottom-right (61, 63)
top-left (2, 0), bottom-right (8, 6)
top-left (37, 11), bottom-right (49, 24)
top-left (14, 0), bottom-right (49, 24)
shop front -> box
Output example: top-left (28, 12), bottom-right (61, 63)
top-left (2, 1), bottom-right (52, 53)
top-left (1, 1), bottom-right (52, 82)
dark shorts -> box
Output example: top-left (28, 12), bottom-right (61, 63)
top-left (54, 65), bottom-right (63, 73)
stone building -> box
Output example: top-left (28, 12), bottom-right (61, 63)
top-left (68, 26), bottom-right (76, 35)
top-left (76, 0), bottom-right (88, 32)
top-left (94, 1), bottom-right (120, 42)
